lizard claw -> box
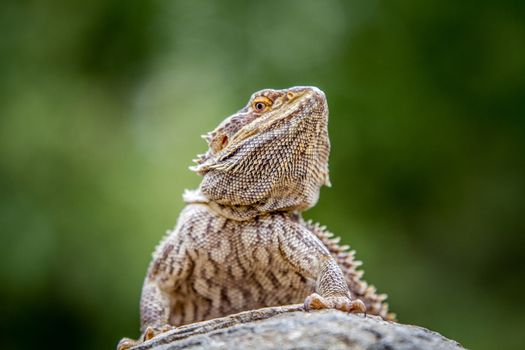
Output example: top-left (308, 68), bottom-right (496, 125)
top-left (117, 325), bottom-right (174, 350)
top-left (117, 337), bottom-right (137, 350)
top-left (304, 293), bottom-right (367, 314)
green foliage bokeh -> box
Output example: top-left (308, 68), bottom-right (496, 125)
top-left (1, 1), bottom-right (524, 349)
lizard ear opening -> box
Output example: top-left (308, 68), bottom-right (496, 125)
top-left (220, 135), bottom-right (229, 148)
top-left (190, 134), bottom-right (229, 174)
top-left (208, 134), bottom-right (229, 153)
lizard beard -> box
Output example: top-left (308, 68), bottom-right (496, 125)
top-left (194, 110), bottom-right (330, 220)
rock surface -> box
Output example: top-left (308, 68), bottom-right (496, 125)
top-left (127, 305), bottom-right (465, 350)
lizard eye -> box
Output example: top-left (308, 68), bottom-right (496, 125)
top-left (252, 97), bottom-right (272, 113)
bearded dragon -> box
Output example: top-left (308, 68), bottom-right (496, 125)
top-left (118, 86), bottom-right (393, 349)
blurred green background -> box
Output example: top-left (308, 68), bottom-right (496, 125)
top-left (1, 0), bottom-right (524, 349)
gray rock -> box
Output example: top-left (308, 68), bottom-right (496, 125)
top-left (128, 305), bottom-right (465, 350)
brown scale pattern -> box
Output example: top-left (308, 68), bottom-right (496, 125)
top-left (143, 205), bottom-right (317, 328)
top-left (118, 87), bottom-right (393, 350)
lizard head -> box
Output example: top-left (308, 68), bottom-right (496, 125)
top-left (191, 86), bottom-right (331, 214)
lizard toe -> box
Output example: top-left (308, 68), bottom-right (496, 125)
top-left (304, 293), bottom-right (366, 316)
top-left (116, 338), bottom-right (136, 350)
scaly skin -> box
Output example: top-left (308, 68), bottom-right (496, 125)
top-left (118, 86), bottom-right (393, 350)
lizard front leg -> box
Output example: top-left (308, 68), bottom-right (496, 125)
top-left (304, 256), bottom-right (366, 313)
top-left (117, 280), bottom-right (173, 350)
top-left (117, 223), bottom-right (193, 350)
top-left (278, 222), bottom-right (366, 314)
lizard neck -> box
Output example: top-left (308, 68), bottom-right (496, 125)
top-left (183, 189), bottom-right (301, 221)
